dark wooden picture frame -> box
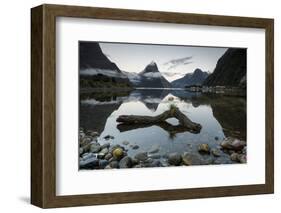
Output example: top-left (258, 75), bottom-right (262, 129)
top-left (31, 4), bottom-right (274, 208)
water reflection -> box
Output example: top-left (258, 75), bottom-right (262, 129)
top-left (80, 89), bottom-right (246, 165)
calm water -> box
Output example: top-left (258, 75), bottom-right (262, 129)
top-left (80, 89), bottom-right (246, 165)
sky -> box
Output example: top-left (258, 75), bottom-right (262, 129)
top-left (99, 42), bottom-right (228, 82)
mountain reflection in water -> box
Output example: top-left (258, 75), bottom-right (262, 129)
top-left (80, 89), bottom-right (246, 164)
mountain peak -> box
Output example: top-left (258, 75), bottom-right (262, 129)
top-left (148, 61), bottom-right (157, 66)
top-left (194, 68), bottom-right (203, 74)
top-left (141, 61), bottom-right (159, 74)
top-left (171, 68), bottom-right (209, 88)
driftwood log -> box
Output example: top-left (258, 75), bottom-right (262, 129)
top-left (116, 106), bottom-right (202, 134)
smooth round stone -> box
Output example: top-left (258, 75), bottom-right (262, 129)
top-left (80, 137), bottom-right (92, 146)
top-left (119, 156), bottom-right (133, 168)
top-left (182, 153), bottom-right (192, 166)
top-left (99, 159), bottom-right (109, 169)
top-left (134, 152), bottom-right (148, 162)
top-left (99, 148), bottom-right (109, 155)
top-left (211, 148), bottom-right (221, 157)
top-left (237, 154), bottom-right (247, 163)
top-left (82, 152), bottom-right (95, 160)
top-left (109, 145), bottom-right (121, 154)
top-left (131, 145), bottom-right (139, 150)
top-left (112, 148), bottom-right (124, 160)
top-left (80, 157), bottom-right (99, 169)
top-left (149, 160), bottom-right (162, 167)
top-left (104, 153), bottom-right (112, 161)
top-left (220, 137), bottom-right (246, 151)
top-left (79, 147), bottom-right (84, 155)
top-left (168, 153), bottom-right (182, 166)
top-left (230, 153), bottom-right (239, 161)
top-left (198, 144), bottom-right (210, 154)
top-left (90, 143), bottom-right (101, 153)
top-left (109, 161), bottom-right (119, 168)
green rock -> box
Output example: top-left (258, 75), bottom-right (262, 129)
top-left (112, 148), bottom-right (123, 160)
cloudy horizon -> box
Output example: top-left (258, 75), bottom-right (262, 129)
top-left (97, 42), bottom-right (228, 82)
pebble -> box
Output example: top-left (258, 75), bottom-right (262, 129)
top-left (119, 156), bottom-right (133, 168)
top-left (82, 152), bottom-right (95, 160)
top-left (149, 160), bottom-right (162, 167)
top-left (211, 148), bottom-right (221, 157)
top-left (104, 153), bottom-right (112, 161)
top-left (99, 159), bottom-right (109, 169)
top-left (198, 144), bottom-right (210, 154)
top-left (112, 148), bottom-right (124, 160)
top-left (182, 153), bottom-right (192, 166)
top-left (90, 143), bottom-right (101, 153)
top-left (131, 145), bottom-right (139, 150)
top-left (221, 137), bottom-right (246, 151)
top-left (99, 148), bottom-right (109, 155)
top-left (168, 153), bottom-right (182, 166)
top-left (109, 161), bottom-right (119, 168)
top-left (134, 152), bottom-right (148, 162)
top-left (80, 157), bottom-right (99, 169)
top-left (104, 135), bottom-right (114, 140)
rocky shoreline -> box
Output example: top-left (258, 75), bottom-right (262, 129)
top-left (79, 128), bottom-right (247, 170)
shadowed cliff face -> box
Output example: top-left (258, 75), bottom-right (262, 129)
top-left (79, 42), bottom-right (132, 88)
top-left (203, 48), bottom-right (247, 86)
top-left (79, 42), bottom-right (120, 71)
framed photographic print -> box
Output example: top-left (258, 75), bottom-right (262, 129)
top-left (31, 4), bottom-right (274, 208)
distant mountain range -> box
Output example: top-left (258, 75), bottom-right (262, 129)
top-left (79, 43), bottom-right (246, 89)
top-left (203, 48), bottom-right (246, 87)
top-left (171, 68), bottom-right (209, 88)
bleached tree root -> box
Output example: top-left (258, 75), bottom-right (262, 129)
top-left (116, 106), bottom-right (202, 134)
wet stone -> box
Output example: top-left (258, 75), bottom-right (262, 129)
top-left (90, 143), bottom-right (101, 153)
top-left (80, 157), bottom-right (99, 169)
top-left (109, 161), bottom-right (119, 168)
top-left (119, 156), bottom-right (133, 168)
top-left (168, 153), bottom-right (182, 166)
top-left (99, 159), bottom-right (109, 169)
top-left (134, 152), bottom-right (148, 162)
top-left (211, 148), bottom-right (221, 157)
top-left (198, 144), bottom-right (210, 154)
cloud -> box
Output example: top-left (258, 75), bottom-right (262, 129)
top-left (162, 72), bottom-right (184, 77)
top-left (163, 56), bottom-right (193, 70)
top-left (143, 72), bottom-right (162, 78)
